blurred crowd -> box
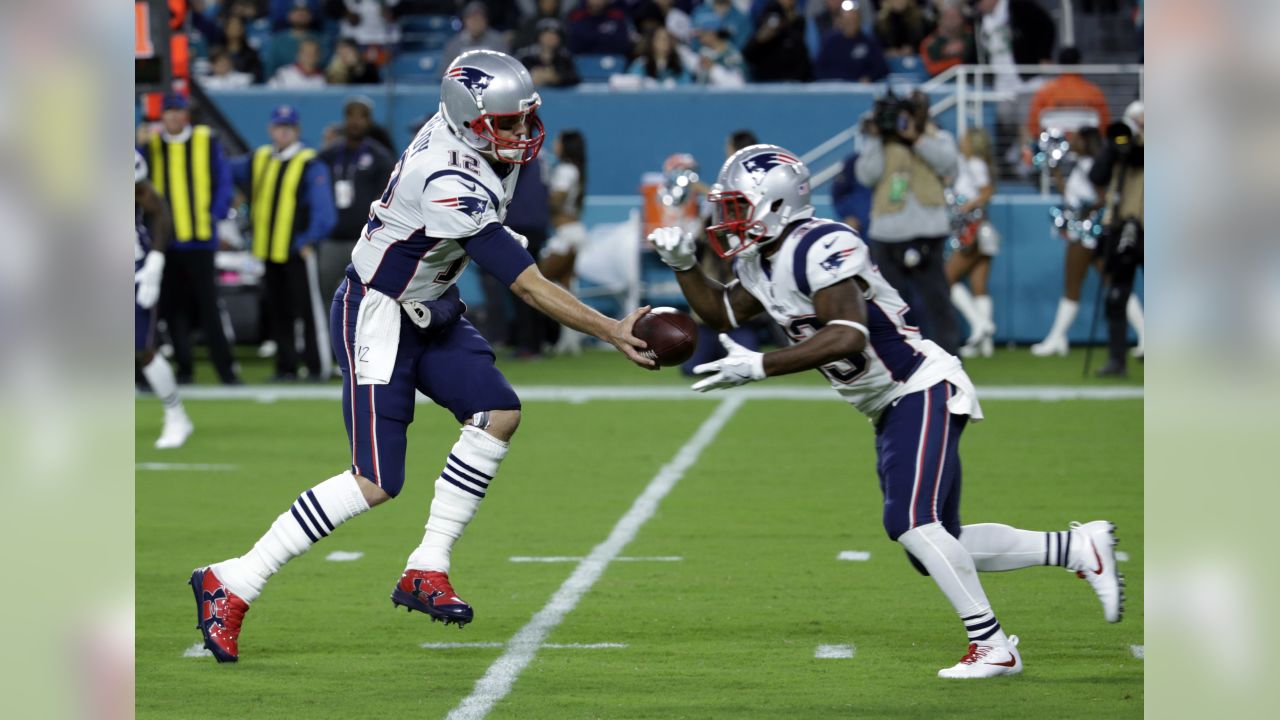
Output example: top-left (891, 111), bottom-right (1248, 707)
top-left (184, 0), bottom-right (1142, 89)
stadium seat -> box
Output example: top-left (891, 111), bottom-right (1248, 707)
top-left (388, 51), bottom-right (443, 83)
top-left (886, 54), bottom-right (929, 83)
top-left (399, 15), bottom-right (456, 51)
top-left (574, 54), bottom-right (627, 83)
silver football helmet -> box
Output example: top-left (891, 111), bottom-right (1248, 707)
top-left (439, 49), bottom-right (544, 164)
top-left (706, 144), bottom-right (813, 258)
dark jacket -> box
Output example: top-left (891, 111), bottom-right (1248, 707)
top-left (742, 2), bottom-right (811, 82)
top-left (318, 139), bottom-right (396, 241)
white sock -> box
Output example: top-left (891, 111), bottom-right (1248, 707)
top-left (973, 295), bottom-right (994, 334)
top-left (406, 426), bottom-right (509, 574)
top-left (1126, 294), bottom-right (1144, 347)
top-left (961, 523), bottom-right (1083, 571)
top-left (1044, 297), bottom-right (1079, 342)
top-left (142, 355), bottom-right (182, 412)
top-left (215, 471), bottom-right (370, 603)
top-left (950, 284), bottom-right (981, 338)
top-left (899, 522), bottom-right (1008, 646)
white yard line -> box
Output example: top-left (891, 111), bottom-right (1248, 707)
top-left (836, 551), bottom-right (872, 561)
top-left (509, 556), bottom-right (682, 563)
top-left (136, 463), bottom-right (239, 471)
top-left (815, 644), bottom-right (856, 659)
top-left (421, 642), bottom-right (628, 650)
top-left (324, 551), bottom-right (364, 562)
top-left (167, 384), bottom-right (1142, 403)
top-left (445, 396), bottom-right (745, 720)
top-left (1130, 644), bottom-right (1144, 659)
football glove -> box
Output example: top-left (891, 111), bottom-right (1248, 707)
top-left (648, 226), bottom-right (696, 272)
top-left (134, 250), bottom-right (165, 309)
top-left (691, 334), bottom-right (766, 392)
top-left (504, 226), bottom-right (530, 249)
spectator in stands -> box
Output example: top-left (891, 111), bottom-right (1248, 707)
top-left (202, 47), bottom-right (256, 88)
top-left (220, 15), bottom-right (266, 83)
top-left (1026, 47), bottom-right (1111, 137)
top-left (440, 2), bottom-right (511, 73)
top-left (337, 0), bottom-right (402, 49)
top-left (318, 97), bottom-right (395, 289)
top-left (632, 0), bottom-right (692, 40)
top-left (326, 38), bottom-right (382, 83)
top-left (517, 19), bottom-right (581, 87)
top-left (695, 0), bottom-right (752, 50)
top-left (228, 0), bottom-right (265, 23)
top-left (875, 0), bottom-right (929, 58)
top-left (919, 0), bottom-right (974, 77)
top-left (690, 12), bottom-right (746, 86)
top-left (269, 4), bottom-right (327, 77)
top-left (567, 0), bottom-right (634, 57)
top-left (270, 37), bottom-right (329, 87)
top-left (514, 0), bottom-right (565, 50)
top-left (855, 90), bottom-right (962, 353)
top-left (269, 0), bottom-right (324, 31)
top-left (627, 26), bottom-right (692, 85)
top-left (975, 0), bottom-right (1054, 91)
top-left (743, 0), bottom-right (811, 82)
top-left (814, 4), bottom-right (887, 82)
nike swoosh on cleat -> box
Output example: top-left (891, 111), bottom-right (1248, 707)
top-left (1091, 543), bottom-right (1104, 575)
top-left (989, 656), bottom-right (1018, 667)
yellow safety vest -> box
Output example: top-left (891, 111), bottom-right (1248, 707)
top-left (148, 125), bottom-right (214, 242)
top-left (250, 145), bottom-right (318, 264)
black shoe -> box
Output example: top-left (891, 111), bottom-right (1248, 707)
top-left (1095, 360), bottom-right (1128, 378)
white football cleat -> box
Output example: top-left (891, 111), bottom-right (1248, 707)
top-left (155, 409), bottom-right (194, 449)
top-left (938, 635), bottom-right (1022, 679)
top-left (1030, 335), bottom-right (1068, 357)
top-left (1070, 520), bottom-right (1125, 623)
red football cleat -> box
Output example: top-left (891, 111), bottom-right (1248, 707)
top-left (189, 567), bottom-right (249, 662)
top-left (391, 570), bottom-right (474, 627)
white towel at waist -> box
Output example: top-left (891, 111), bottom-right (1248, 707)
top-left (354, 287), bottom-right (401, 385)
top-left (945, 369), bottom-right (984, 422)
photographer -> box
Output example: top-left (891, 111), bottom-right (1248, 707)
top-left (1089, 101), bottom-right (1144, 378)
top-left (855, 91), bottom-right (961, 353)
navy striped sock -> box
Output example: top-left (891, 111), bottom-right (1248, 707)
top-left (1043, 531), bottom-right (1071, 567)
top-left (961, 609), bottom-right (1003, 642)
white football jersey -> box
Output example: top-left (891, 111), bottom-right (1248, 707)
top-left (350, 113), bottom-right (521, 302)
top-left (733, 218), bottom-right (972, 420)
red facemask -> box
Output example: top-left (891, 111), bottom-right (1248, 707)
top-left (469, 108), bottom-right (545, 165)
top-left (705, 190), bottom-right (766, 258)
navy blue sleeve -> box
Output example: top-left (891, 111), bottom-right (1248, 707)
top-left (460, 222), bottom-right (536, 287)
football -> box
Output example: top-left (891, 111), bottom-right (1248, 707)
top-left (633, 307), bottom-right (698, 367)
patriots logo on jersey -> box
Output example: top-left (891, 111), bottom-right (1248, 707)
top-left (446, 66), bottom-right (495, 101)
top-left (433, 195), bottom-right (490, 223)
top-left (819, 248), bottom-right (855, 272)
top-left (741, 152), bottom-right (800, 186)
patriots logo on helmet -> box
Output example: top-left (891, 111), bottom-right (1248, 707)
top-left (447, 66), bottom-right (495, 101)
top-left (433, 195), bottom-right (490, 223)
top-left (819, 248), bottom-right (855, 272)
top-left (741, 152), bottom-right (800, 186)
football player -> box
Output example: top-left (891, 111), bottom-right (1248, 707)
top-left (134, 150), bottom-right (193, 449)
top-left (189, 50), bottom-right (654, 662)
top-left (649, 145), bottom-right (1123, 678)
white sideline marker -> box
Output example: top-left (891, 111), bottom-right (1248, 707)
top-left (325, 551), bottom-right (364, 562)
top-left (509, 556), bottom-right (682, 563)
top-left (445, 396), bottom-right (745, 720)
top-left (1115, 551), bottom-right (1130, 562)
top-left (137, 463), bottom-right (238, 472)
top-left (837, 551), bottom-right (871, 562)
top-left (1130, 644), bottom-right (1144, 659)
top-left (183, 643), bottom-right (213, 658)
top-left (815, 644), bottom-right (856, 659)
top-left (421, 642), bottom-right (628, 651)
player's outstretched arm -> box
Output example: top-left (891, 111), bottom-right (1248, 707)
top-left (510, 265), bottom-right (656, 369)
top-left (648, 227), bottom-right (763, 330)
top-left (760, 279), bottom-right (868, 377)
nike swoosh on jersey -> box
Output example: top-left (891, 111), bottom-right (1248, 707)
top-left (823, 237), bottom-right (838, 249)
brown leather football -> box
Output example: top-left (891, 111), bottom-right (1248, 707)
top-left (633, 307), bottom-right (698, 367)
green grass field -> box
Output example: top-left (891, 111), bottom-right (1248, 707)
top-left (136, 350), bottom-right (1142, 718)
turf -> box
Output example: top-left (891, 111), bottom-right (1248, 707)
top-left (136, 389), bottom-right (1142, 718)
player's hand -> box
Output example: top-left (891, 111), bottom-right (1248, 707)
top-left (648, 226), bottom-right (696, 271)
top-left (612, 305), bottom-right (657, 370)
top-left (134, 250), bottom-right (165, 309)
top-left (504, 226), bottom-right (530, 249)
top-left (691, 334), bottom-right (765, 392)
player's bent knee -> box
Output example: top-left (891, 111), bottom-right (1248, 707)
top-left (353, 473), bottom-right (393, 507)
top-left (471, 409), bottom-right (520, 442)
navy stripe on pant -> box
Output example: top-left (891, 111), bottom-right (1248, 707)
top-left (875, 382), bottom-right (967, 540)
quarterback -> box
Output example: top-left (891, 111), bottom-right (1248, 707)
top-left (189, 50), bottom-right (654, 662)
top-left (649, 145), bottom-right (1123, 678)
